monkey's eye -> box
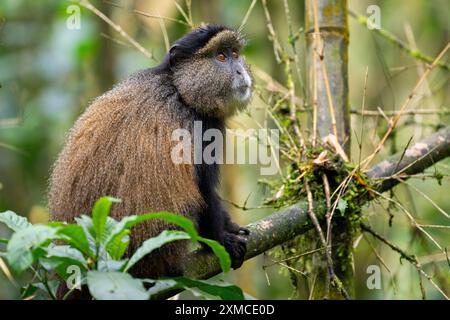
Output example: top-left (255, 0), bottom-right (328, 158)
top-left (216, 52), bottom-right (227, 62)
top-left (232, 50), bottom-right (239, 59)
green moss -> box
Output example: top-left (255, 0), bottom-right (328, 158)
top-left (263, 136), bottom-right (373, 298)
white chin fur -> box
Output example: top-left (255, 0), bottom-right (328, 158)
top-left (240, 87), bottom-right (251, 101)
top-left (232, 69), bottom-right (252, 103)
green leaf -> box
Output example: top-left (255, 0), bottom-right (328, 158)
top-left (106, 229), bottom-right (130, 260)
top-left (87, 271), bottom-right (148, 300)
top-left (46, 221), bottom-right (64, 228)
top-left (46, 245), bottom-right (87, 269)
top-left (74, 215), bottom-right (95, 236)
top-left (97, 259), bottom-right (128, 272)
top-left (39, 257), bottom-right (63, 272)
top-left (57, 224), bottom-right (94, 258)
top-left (74, 215), bottom-right (97, 252)
top-left (198, 237), bottom-right (231, 273)
top-left (145, 279), bottom-right (178, 298)
top-left (6, 248), bottom-right (32, 275)
top-left (7, 225), bottom-right (57, 274)
top-left (100, 217), bottom-right (119, 244)
top-left (20, 284), bottom-right (39, 299)
top-left (52, 263), bottom-right (86, 283)
top-left (0, 238), bottom-right (8, 244)
top-left (337, 199), bottom-right (348, 215)
top-left (123, 230), bottom-right (191, 272)
top-left (105, 212), bottom-right (198, 250)
top-left (170, 277), bottom-right (244, 300)
top-left (32, 280), bottom-right (60, 299)
top-left (0, 211), bottom-right (32, 232)
top-left (91, 197), bottom-right (121, 244)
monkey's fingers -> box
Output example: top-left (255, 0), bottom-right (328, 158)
top-left (226, 221), bottom-right (250, 236)
top-left (237, 227), bottom-right (250, 236)
top-left (223, 233), bottom-right (247, 269)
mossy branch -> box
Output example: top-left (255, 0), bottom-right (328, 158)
top-left (155, 126), bottom-right (450, 299)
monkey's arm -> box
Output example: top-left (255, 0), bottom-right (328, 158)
top-left (223, 213), bottom-right (250, 235)
top-left (197, 185), bottom-right (248, 269)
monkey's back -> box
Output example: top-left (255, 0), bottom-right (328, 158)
top-left (48, 69), bottom-right (204, 277)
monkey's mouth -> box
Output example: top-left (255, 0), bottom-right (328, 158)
top-left (237, 85), bottom-right (250, 92)
top-left (233, 85), bottom-right (252, 102)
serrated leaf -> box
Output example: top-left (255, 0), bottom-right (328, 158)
top-left (87, 271), bottom-right (148, 300)
top-left (91, 197), bottom-right (121, 244)
top-left (123, 230), bottom-right (191, 272)
top-left (7, 225), bottom-right (57, 274)
top-left (198, 237), bottom-right (231, 273)
top-left (0, 211), bottom-right (32, 232)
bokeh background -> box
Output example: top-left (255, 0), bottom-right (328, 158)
top-left (0, 0), bottom-right (449, 299)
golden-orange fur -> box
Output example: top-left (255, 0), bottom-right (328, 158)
top-left (49, 25), bottom-right (252, 286)
top-left (49, 74), bottom-right (204, 277)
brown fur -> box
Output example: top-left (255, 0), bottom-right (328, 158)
top-left (48, 27), bottom-right (252, 287)
top-left (49, 73), bottom-right (204, 277)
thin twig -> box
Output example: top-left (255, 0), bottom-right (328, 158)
top-left (350, 108), bottom-right (450, 116)
top-left (238, 0), bottom-right (257, 32)
top-left (104, 0), bottom-right (190, 26)
top-left (349, 11), bottom-right (450, 71)
top-left (400, 179), bottom-right (450, 220)
top-left (361, 42), bottom-right (450, 170)
top-left (361, 222), bottom-right (449, 300)
top-left (358, 67), bottom-right (369, 167)
top-left (77, 0), bottom-right (154, 60)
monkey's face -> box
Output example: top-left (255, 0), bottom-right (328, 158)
top-left (171, 29), bottom-right (253, 119)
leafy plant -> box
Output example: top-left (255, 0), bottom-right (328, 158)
top-left (0, 197), bottom-right (244, 300)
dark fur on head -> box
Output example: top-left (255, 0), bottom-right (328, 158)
top-left (168, 24), bottom-right (230, 67)
top-left (158, 25), bottom-right (252, 119)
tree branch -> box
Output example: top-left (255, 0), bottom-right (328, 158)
top-left (366, 126), bottom-right (450, 191)
top-left (158, 126), bottom-right (450, 299)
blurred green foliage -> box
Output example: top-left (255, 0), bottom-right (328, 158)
top-left (0, 0), bottom-right (449, 299)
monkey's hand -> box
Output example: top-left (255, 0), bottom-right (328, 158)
top-left (222, 232), bottom-right (247, 269)
top-left (225, 220), bottom-right (250, 236)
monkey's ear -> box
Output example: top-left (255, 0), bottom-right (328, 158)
top-left (168, 45), bottom-right (180, 68)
